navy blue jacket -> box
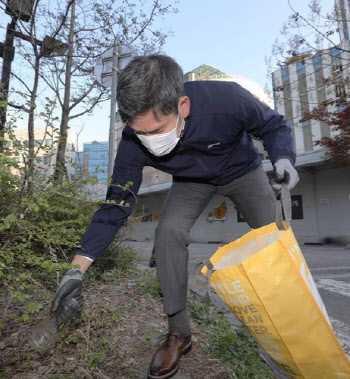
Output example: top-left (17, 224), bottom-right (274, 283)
top-left (78, 80), bottom-right (295, 260)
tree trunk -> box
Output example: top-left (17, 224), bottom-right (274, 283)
top-left (53, 0), bottom-right (75, 186)
top-left (26, 54), bottom-right (40, 194)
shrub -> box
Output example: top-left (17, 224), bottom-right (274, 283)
top-left (0, 151), bottom-right (137, 292)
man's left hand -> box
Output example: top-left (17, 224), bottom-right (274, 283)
top-left (272, 158), bottom-right (299, 191)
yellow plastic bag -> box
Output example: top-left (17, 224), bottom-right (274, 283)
top-left (201, 191), bottom-right (350, 378)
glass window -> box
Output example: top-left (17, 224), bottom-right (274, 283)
top-left (330, 47), bottom-right (341, 61)
top-left (271, 72), bottom-right (278, 109)
top-left (335, 84), bottom-right (347, 97)
top-left (281, 67), bottom-right (289, 81)
top-left (296, 61), bottom-right (305, 75)
top-left (43, 156), bottom-right (51, 165)
top-left (337, 104), bottom-right (346, 113)
top-left (313, 53), bottom-right (322, 70)
top-left (332, 64), bottom-right (343, 74)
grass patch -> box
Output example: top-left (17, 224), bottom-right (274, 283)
top-left (130, 268), bottom-right (274, 378)
top-left (1, 256), bottom-right (275, 378)
top-left (188, 295), bottom-right (275, 378)
top-left (132, 268), bottom-right (162, 297)
top-left (86, 243), bottom-right (140, 283)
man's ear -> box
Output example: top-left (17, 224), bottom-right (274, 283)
top-left (179, 96), bottom-right (190, 119)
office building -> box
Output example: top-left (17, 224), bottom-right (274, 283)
top-left (78, 141), bottom-right (109, 183)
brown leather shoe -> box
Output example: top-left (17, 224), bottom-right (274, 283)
top-left (147, 331), bottom-right (192, 379)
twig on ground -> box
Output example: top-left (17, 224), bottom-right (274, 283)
top-left (1, 290), bottom-right (13, 321)
top-left (77, 367), bottom-right (94, 379)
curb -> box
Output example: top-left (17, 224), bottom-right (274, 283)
top-left (310, 267), bottom-right (350, 277)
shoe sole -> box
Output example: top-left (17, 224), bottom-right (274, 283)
top-left (147, 341), bottom-right (193, 379)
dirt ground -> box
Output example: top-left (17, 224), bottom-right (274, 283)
top-left (0, 267), bottom-right (238, 379)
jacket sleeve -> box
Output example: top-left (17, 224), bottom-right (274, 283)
top-left (76, 135), bottom-right (145, 261)
top-left (234, 83), bottom-right (296, 165)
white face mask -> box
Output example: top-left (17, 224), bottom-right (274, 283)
top-left (135, 112), bottom-right (185, 157)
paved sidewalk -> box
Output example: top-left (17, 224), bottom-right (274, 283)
top-left (122, 240), bottom-right (350, 275)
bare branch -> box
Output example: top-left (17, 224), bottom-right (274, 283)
top-left (11, 72), bottom-right (32, 94)
top-left (38, 71), bottom-right (64, 107)
top-left (128, 0), bottom-right (159, 45)
top-left (70, 53), bottom-right (93, 76)
top-left (8, 102), bottom-right (30, 113)
top-left (287, 0), bottom-right (350, 53)
top-left (49, 0), bottom-right (73, 44)
top-left (68, 80), bottom-right (97, 111)
top-left (68, 92), bottom-right (105, 120)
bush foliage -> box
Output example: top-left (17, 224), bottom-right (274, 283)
top-left (0, 146), bottom-right (137, 293)
top-left (0, 153), bottom-right (97, 286)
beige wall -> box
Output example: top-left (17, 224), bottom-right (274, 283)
top-left (130, 166), bottom-right (350, 245)
top-left (5, 128), bottom-right (76, 177)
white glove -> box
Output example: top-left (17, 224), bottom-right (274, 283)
top-left (272, 158), bottom-right (299, 191)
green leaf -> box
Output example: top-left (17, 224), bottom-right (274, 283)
top-left (21, 313), bottom-right (30, 322)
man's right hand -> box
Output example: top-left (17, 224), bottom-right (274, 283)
top-left (51, 269), bottom-right (83, 325)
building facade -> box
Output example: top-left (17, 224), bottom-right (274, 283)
top-left (77, 141), bottom-right (109, 183)
top-left (5, 128), bottom-right (76, 178)
top-left (112, 0), bottom-right (350, 244)
top-left (266, 0), bottom-right (350, 244)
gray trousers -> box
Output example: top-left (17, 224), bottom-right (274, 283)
top-left (154, 165), bottom-right (276, 315)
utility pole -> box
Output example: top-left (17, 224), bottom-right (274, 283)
top-left (0, 0), bottom-right (34, 151)
top-left (94, 42), bottom-right (135, 179)
top-left (0, 17), bottom-right (17, 150)
top-left (108, 41), bottom-right (119, 179)
top-left (0, 0), bottom-right (64, 153)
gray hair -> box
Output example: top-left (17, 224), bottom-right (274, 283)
top-left (116, 54), bottom-right (185, 124)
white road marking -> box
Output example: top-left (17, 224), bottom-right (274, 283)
top-left (315, 279), bottom-right (350, 358)
top-left (315, 278), bottom-right (350, 297)
top-left (329, 317), bottom-right (350, 358)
